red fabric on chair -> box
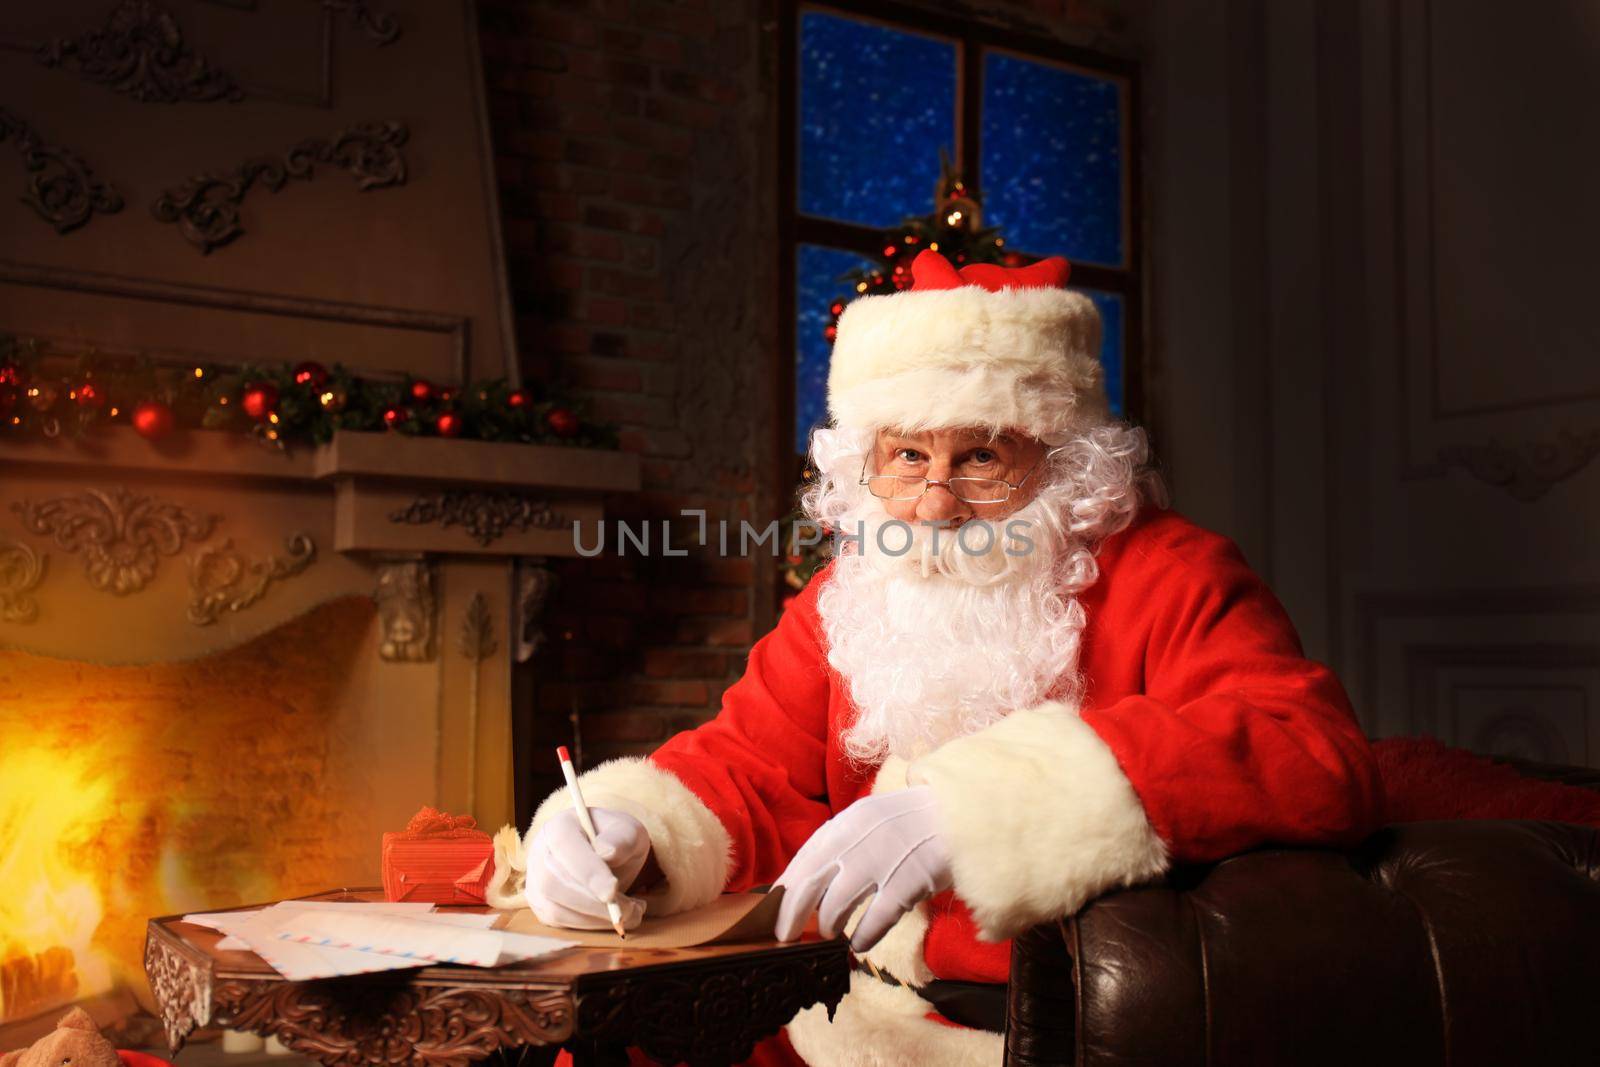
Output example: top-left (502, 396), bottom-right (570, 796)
top-left (1373, 736), bottom-right (1600, 826)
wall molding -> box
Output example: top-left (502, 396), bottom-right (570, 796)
top-left (1354, 583), bottom-right (1600, 732)
top-left (0, 107), bottom-right (124, 233)
top-left (0, 259), bottom-right (469, 381)
top-left (151, 120), bottom-right (409, 254)
top-left (12, 486), bottom-right (217, 596)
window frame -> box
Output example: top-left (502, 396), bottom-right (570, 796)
top-left (776, 0), bottom-right (1145, 485)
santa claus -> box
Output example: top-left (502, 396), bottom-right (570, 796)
top-left (514, 250), bottom-right (1385, 1065)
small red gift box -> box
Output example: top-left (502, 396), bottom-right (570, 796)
top-left (381, 806), bottom-right (495, 904)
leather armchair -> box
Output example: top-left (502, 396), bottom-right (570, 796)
top-left (1004, 818), bottom-right (1600, 1065)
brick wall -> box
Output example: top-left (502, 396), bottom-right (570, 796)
top-left (479, 0), bottom-right (777, 819)
top-left (477, 0), bottom-right (1132, 822)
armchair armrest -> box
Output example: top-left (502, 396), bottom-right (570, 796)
top-left (1006, 820), bottom-right (1600, 1066)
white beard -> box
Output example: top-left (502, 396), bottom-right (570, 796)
top-left (817, 487), bottom-right (1091, 766)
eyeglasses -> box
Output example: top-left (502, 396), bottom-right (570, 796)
top-left (858, 447), bottom-right (1061, 504)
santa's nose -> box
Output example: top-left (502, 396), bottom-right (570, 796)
top-left (915, 480), bottom-right (970, 525)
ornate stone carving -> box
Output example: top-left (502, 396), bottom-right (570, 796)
top-left (389, 492), bottom-right (565, 548)
top-left (210, 979), bottom-right (572, 1066)
top-left (575, 949), bottom-right (849, 1066)
top-left (515, 559), bottom-right (557, 663)
top-left (144, 932), bottom-right (213, 1053)
top-left (151, 121), bottom-right (409, 253)
top-left (458, 592), bottom-right (497, 662)
top-left (12, 488), bottom-right (215, 595)
top-left (188, 533), bottom-right (317, 626)
top-left (0, 538), bottom-right (46, 624)
top-left (374, 559), bottom-right (435, 662)
top-left (34, 0), bottom-right (245, 104)
top-left (0, 107), bottom-right (125, 233)
top-left (1437, 428), bottom-right (1600, 502)
top-left (321, 0), bottom-right (403, 46)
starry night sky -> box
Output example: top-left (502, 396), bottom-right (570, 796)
top-left (795, 15), bottom-right (1127, 452)
top-left (799, 11), bottom-right (957, 226)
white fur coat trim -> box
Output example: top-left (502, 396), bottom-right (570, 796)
top-left (827, 285), bottom-right (1106, 438)
top-left (908, 701), bottom-right (1169, 941)
top-left (526, 757), bottom-right (732, 917)
top-left (786, 972), bottom-right (1001, 1067)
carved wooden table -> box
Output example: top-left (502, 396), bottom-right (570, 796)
top-left (143, 889), bottom-right (848, 1067)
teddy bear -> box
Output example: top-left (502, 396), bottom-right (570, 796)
top-left (0, 1007), bottom-right (161, 1067)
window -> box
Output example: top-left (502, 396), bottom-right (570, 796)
top-left (779, 2), bottom-right (1141, 464)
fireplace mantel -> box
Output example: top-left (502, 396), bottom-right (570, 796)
top-left (0, 429), bottom-right (639, 834)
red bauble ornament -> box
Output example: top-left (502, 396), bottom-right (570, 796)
top-left (240, 382), bottom-right (279, 421)
top-left (829, 301), bottom-right (845, 317)
top-left (546, 407), bottom-right (579, 438)
top-left (292, 361), bottom-right (329, 389)
top-left (506, 389), bottom-right (530, 410)
top-left (382, 405), bottom-right (411, 428)
top-left (408, 379), bottom-right (435, 404)
top-left (132, 400), bottom-right (176, 440)
top-left (434, 410), bottom-right (464, 438)
top-left (823, 324), bottom-right (838, 342)
top-left (75, 381), bottom-right (107, 410)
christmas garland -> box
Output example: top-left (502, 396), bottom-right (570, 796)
top-left (0, 333), bottom-right (617, 451)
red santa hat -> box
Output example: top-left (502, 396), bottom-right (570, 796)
top-left (826, 249), bottom-right (1107, 441)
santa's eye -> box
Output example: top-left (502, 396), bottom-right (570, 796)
top-left (893, 448), bottom-right (923, 465)
top-left (969, 449), bottom-right (998, 466)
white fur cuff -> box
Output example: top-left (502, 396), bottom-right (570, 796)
top-left (527, 757), bottom-right (733, 916)
top-left (909, 701), bottom-right (1169, 940)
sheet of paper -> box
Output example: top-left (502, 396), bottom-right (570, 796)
top-left (182, 900), bottom-right (436, 934)
top-left (273, 912), bottom-right (575, 968)
top-left (197, 904), bottom-right (494, 955)
top-left (496, 888), bottom-right (785, 948)
top-left (233, 905), bottom-right (436, 980)
top-left (182, 902), bottom-right (508, 980)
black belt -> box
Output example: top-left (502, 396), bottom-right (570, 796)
top-left (851, 957), bottom-right (1007, 1034)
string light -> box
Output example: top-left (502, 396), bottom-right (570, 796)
top-left (108, 407), bottom-right (119, 417)
top-left (193, 367), bottom-right (204, 378)
top-left (267, 412), bottom-right (280, 424)
top-left (946, 210), bottom-right (963, 225)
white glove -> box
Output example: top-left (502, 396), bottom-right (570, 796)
top-left (524, 807), bottom-right (651, 931)
top-left (773, 787), bottom-right (953, 952)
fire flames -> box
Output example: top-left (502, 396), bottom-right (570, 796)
top-left (0, 740), bottom-right (114, 1020)
top-left (0, 597), bottom-right (376, 1024)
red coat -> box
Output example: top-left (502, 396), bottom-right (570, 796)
top-left (646, 505), bottom-right (1385, 984)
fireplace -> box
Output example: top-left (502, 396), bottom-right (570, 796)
top-left (0, 427), bottom-right (637, 1042)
